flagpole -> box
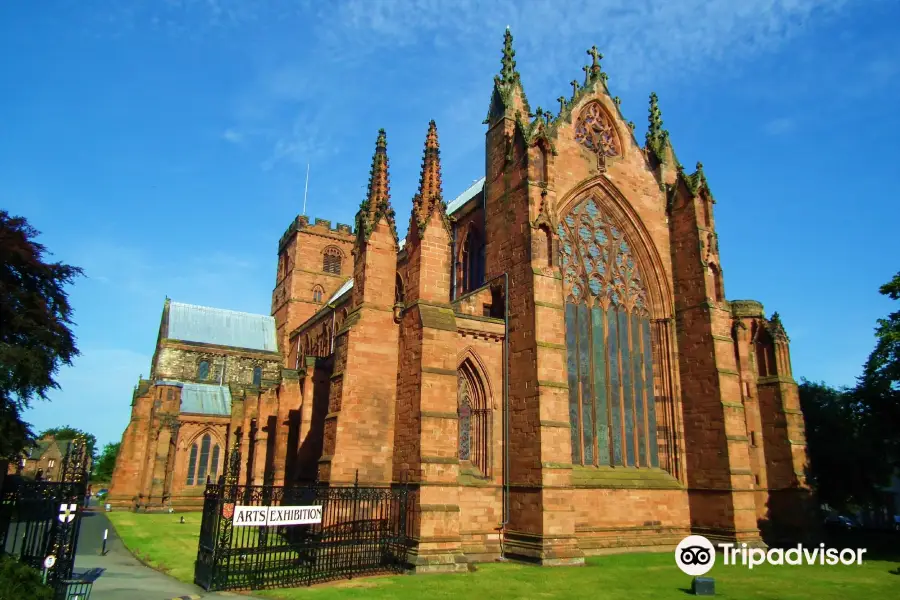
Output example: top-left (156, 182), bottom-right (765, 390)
top-left (303, 163), bottom-right (310, 216)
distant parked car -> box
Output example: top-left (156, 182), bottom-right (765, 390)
top-left (824, 515), bottom-right (857, 530)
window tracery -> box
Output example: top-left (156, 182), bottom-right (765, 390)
top-left (312, 285), bottom-right (325, 303)
top-left (558, 195), bottom-right (659, 469)
top-left (186, 433), bottom-right (221, 485)
top-left (457, 359), bottom-right (491, 477)
top-left (574, 102), bottom-right (620, 170)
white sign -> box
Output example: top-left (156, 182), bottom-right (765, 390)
top-left (43, 555), bottom-right (56, 569)
top-left (232, 505), bottom-right (323, 527)
top-left (58, 503), bottom-right (77, 523)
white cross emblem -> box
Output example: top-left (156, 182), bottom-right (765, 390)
top-left (58, 503), bottom-right (77, 523)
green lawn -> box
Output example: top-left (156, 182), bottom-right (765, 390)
top-left (106, 513), bottom-right (900, 599)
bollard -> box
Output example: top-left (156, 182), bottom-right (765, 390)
top-left (101, 529), bottom-right (108, 556)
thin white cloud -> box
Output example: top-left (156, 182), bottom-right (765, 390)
top-left (221, 128), bottom-right (243, 143)
top-left (218, 0), bottom-right (866, 171)
top-left (764, 117), bottom-right (796, 136)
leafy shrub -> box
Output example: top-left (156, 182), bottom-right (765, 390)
top-left (0, 556), bottom-right (54, 600)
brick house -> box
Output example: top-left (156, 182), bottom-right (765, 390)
top-left (9, 436), bottom-right (86, 482)
top-left (108, 31), bottom-right (813, 570)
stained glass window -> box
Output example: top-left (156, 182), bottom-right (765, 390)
top-left (210, 444), bottom-right (220, 479)
top-left (252, 366), bottom-right (262, 387)
top-left (197, 434), bottom-right (211, 482)
top-left (558, 195), bottom-right (659, 468)
top-left (186, 444), bottom-right (198, 485)
top-left (458, 360), bottom-right (491, 476)
top-left (198, 361), bottom-right (209, 381)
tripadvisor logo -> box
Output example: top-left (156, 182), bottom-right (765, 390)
top-left (675, 535), bottom-right (867, 574)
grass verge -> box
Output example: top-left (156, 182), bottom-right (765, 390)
top-left (107, 512), bottom-right (900, 599)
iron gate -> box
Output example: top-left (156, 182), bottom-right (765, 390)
top-left (194, 439), bottom-right (415, 591)
top-left (0, 438), bottom-right (90, 594)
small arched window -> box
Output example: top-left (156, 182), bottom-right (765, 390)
top-left (252, 366), bottom-right (262, 387)
top-left (460, 227), bottom-right (484, 294)
top-left (198, 361), bottom-right (209, 381)
top-left (323, 247), bottom-right (342, 275)
top-left (395, 274), bottom-right (405, 304)
top-left (312, 286), bottom-right (324, 303)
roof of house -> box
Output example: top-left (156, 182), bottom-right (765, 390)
top-left (165, 301), bottom-right (278, 352)
top-left (179, 383), bottom-right (232, 416)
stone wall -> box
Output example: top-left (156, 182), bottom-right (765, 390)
top-left (152, 341), bottom-right (281, 387)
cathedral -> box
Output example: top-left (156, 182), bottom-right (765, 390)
top-left (108, 31), bottom-right (812, 570)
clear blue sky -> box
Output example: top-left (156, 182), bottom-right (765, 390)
top-left (2, 1), bottom-right (897, 448)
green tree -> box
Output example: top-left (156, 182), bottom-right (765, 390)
top-left (799, 379), bottom-right (891, 510)
top-left (800, 270), bottom-right (900, 511)
top-left (856, 271), bottom-right (900, 465)
top-left (38, 426), bottom-right (97, 460)
top-left (92, 441), bottom-right (120, 481)
top-left (0, 210), bottom-right (83, 459)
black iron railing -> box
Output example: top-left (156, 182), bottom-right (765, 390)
top-left (0, 438), bottom-right (90, 598)
top-left (194, 474), bottom-right (415, 591)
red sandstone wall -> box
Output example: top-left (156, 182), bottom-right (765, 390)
top-left (272, 218), bottom-right (354, 358)
top-left (571, 488), bottom-right (690, 553)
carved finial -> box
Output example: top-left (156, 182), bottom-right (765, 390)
top-left (646, 92), bottom-right (669, 162)
top-left (588, 46), bottom-right (603, 74)
top-left (768, 311), bottom-right (789, 341)
top-left (412, 120), bottom-right (443, 230)
top-left (557, 96), bottom-right (566, 115)
top-left (501, 28), bottom-right (517, 84)
top-left (570, 80), bottom-right (579, 98)
top-left (358, 129), bottom-right (393, 241)
top-left (582, 65), bottom-right (591, 86)
top-left (614, 96), bottom-right (621, 106)
top-left (628, 121), bottom-right (636, 130)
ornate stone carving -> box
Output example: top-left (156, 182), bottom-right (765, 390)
top-left (574, 102), bottom-right (620, 170)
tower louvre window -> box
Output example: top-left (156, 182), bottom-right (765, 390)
top-left (323, 247), bottom-right (342, 275)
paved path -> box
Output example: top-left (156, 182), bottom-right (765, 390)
top-left (74, 504), bottom-right (255, 600)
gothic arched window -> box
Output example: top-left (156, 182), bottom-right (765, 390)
top-left (558, 195), bottom-right (659, 468)
top-left (198, 361), bottom-right (209, 381)
top-left (322, 246), bottom-right (342, 275)
top-left (460, 227), bottom-right (484, 294)
top-left (312, 285), bottom-right (324, 303)
top-left (186, 434), bottom-right (220, 485)
top-left (458, 359), bottom-right (491, 477)
top-left (186, 444), bottom-right (198, 485)
top-left (252, 366), bottom-right (262, 387)
top-left (395, 274), bottom-right (405, 304)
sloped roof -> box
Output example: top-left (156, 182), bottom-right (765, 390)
top-left (447, 177), bottom-right (485, 214)
top-left (180, 383), bottom-right (232, 416)
top-left (328, 278), bottom-right (354, 304)
top-left (166, 301), bottom-right (277, 352)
